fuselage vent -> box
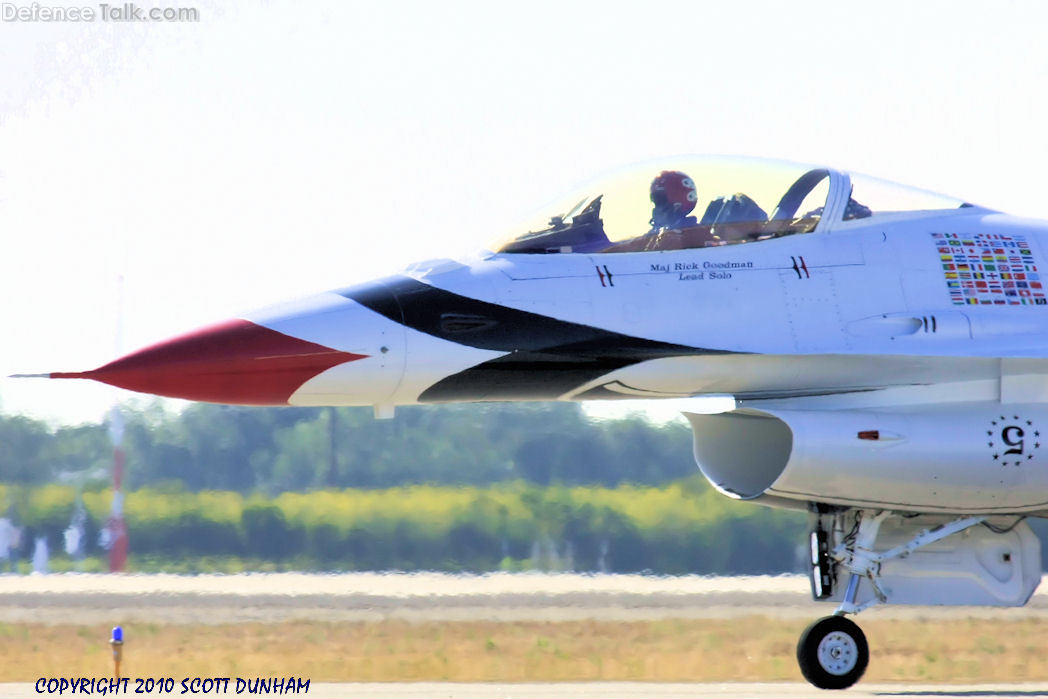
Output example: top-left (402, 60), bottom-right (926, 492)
top-left (439, 313), bottom-right (498, 334)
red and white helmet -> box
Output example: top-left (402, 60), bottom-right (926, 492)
top-left (650, 170), bottom-right (698, 218)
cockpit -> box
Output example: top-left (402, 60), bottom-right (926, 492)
top-left (492, 157), bottom-right (970, 255)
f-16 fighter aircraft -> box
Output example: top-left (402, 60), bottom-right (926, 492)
top-left (26, 156), bottom-right (1048, 689)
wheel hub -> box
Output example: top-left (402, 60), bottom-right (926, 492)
top-left (817, 631), bottom-right (858, 675)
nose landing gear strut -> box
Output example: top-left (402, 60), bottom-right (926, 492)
top-left (798, 510), bottom-right (988, 689)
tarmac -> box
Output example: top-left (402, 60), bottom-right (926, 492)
top-left (5, 573), bottom-right (1048, 696)
top-left (4, 571), bottom-right (1048, 625)
top-left (5, 681), bottom-right (1048, 697)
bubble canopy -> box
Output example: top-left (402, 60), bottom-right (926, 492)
top-left (491, 157), bottom-right (970, 255)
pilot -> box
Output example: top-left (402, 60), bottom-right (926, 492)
top-left (601, 171), bottom-right (705, 253)
top-left (649, 170), bottom-right (699, 232)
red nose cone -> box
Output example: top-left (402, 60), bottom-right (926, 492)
top-left (53, 319), bottom-right (367, 405)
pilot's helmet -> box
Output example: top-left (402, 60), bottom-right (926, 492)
top-left (650, 170), bottom-right (698, 224)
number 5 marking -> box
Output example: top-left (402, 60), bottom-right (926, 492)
top-left (1002, 425), bottom-right (1025, 456)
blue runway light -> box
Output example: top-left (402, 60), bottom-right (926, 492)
top-left (109, 625), bottom-right (125, 680)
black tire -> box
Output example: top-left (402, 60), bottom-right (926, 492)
top-left (796, 615), bottom-right (869, 690)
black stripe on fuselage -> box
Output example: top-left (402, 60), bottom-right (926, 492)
top-left (338, 275), bottom-right (733, 401)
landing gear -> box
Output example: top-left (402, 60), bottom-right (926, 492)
top-left (796, 616), bottom-right (868, 690)
top-left (796, 509), bottom-right (1030, 689)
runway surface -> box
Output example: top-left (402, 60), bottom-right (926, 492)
top-left (6, 574), bottom-right (1048, 693)
top-left (3, 571), bottom-right (1048, 624)
top-left (5, 682), bottom-right (1048, 697)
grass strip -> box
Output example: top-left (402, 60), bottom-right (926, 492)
top-left (1, 617), bottom-right (1045, 683)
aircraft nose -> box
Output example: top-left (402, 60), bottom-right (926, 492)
top-left (53, 317), bottom-right (369, 405)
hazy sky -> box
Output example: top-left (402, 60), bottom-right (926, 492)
top-left (3, 0), bottom-right (1047, 424)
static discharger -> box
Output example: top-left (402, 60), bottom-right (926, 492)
top-left (109, 626), bottom-right (124, 679)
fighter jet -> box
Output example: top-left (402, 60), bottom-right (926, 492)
top-left (25, 156), bottom-right (1048, 689)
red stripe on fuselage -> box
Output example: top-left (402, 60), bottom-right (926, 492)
top-left (54, 319), bottom-right (367, 405)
